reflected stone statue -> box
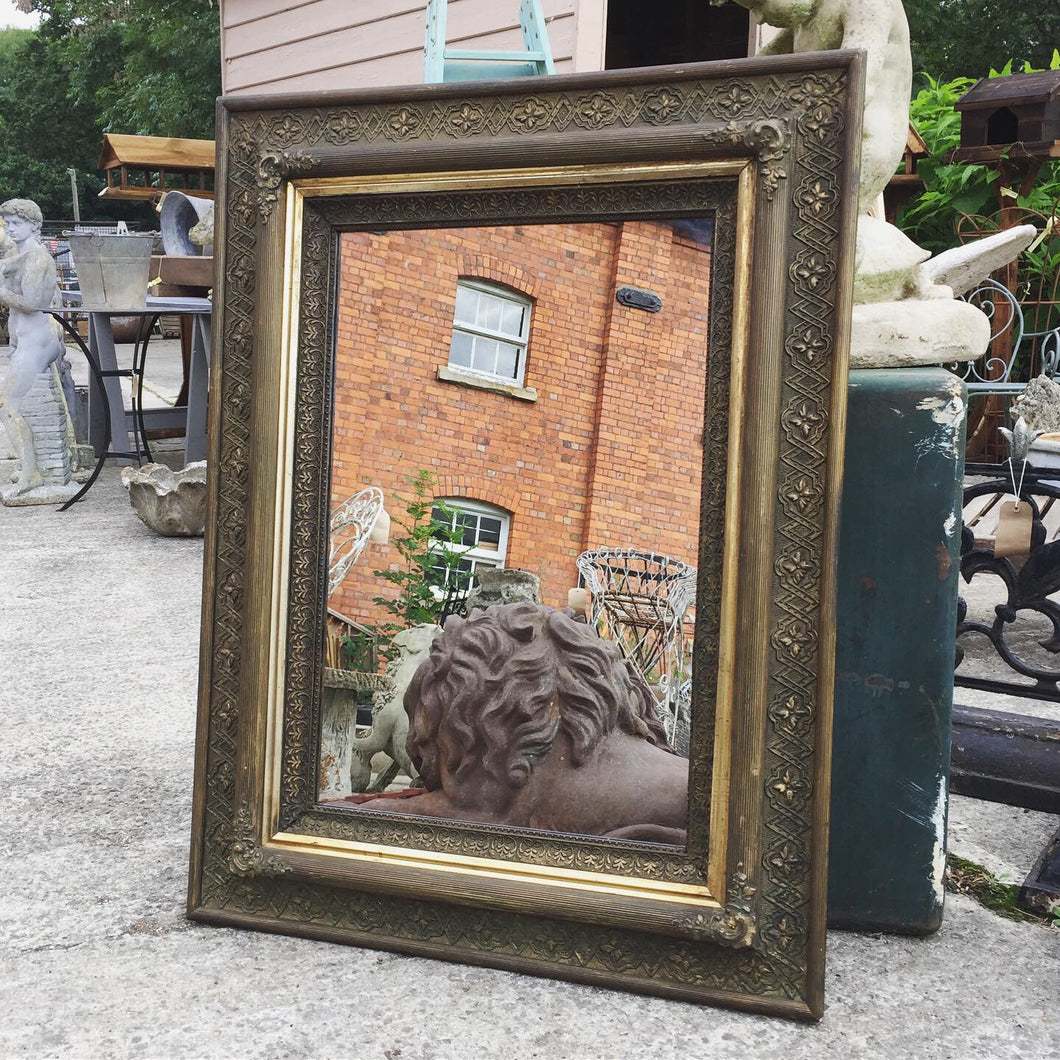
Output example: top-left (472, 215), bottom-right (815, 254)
top-left (0, 198), bottom-right (79, 505)
top-left (357, 603), bottom-right (690, 843)
top-left (350, 623), bottom-right (440, 794)
top-left (722, 0), bottom-right (1036, 368)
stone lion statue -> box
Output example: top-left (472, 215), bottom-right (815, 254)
top-left (356, 602), bottom-right (690, 843)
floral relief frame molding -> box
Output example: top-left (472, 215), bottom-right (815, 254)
top-left (189, 54), bottom-right (863, 1021)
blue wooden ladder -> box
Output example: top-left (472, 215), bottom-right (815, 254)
top-left (424, 0), bottom-right (555, 84)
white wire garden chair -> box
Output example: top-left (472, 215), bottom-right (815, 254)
top-left (575, 547), bottom-right (696, 748)
top-left (328, 486), bottom-right (385, 597)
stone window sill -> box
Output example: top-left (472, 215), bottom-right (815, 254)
top-left (436, 365), bottom-right (537, 402)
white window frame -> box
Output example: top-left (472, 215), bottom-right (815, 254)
top-left (447, 279), bottom-right (532, 387)
top-left (430, 497), bottom-right (511, 592)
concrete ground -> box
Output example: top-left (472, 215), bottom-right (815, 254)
top-left (0, 465), bottom-right (1056, 1059)
top-left (1, 339), bottom-right (1058, 1058)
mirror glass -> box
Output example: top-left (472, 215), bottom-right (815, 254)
top-left (318, 216), bottom-right (715, 846)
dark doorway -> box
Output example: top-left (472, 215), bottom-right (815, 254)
top-left (986, 106), bottom-right (1020, 145)
top-left (605, 0), bottom-right (751, 69)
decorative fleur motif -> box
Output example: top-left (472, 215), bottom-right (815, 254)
top-left (229, 188), bottom-right (257, 228)
top-left (287, 887), bottom-right (329, 922)
top-left (789, 73), bottom-right (835, 107)
top-left (782, 398), bottom-right (826, 442)
top-left (768, 765), bottom-right (807, 808)
top-left (768, 692), bottom-right (814, 737)
top-left (533, 934), bottom-right (575, 963)
top-left (780, 473), bottom-right (823, 516)
top-left (791, 252), bottom-right (835, 293)
top-left (761, 910), bottom-right (803, 953)
top-left (598, 937), bottom-right (635, 971)
top-left (446, 102), bottom-right (485, 136)
top-left (407, 906), bottom-right (443, 937)
top-left (771, 619), bottom-right (818, 662)
top-left (509, 97), bottom-right (551, 132)
top-left (795, 177), bottom-right (838, 218)
top-left (786, 325), bottom-right (829, 366)
top-left (227, 258), bottom-right (254, 292)
top-left (665, 948), bottom-right (698, 979)
top-left (642, 87), bottom-right (683, 124)
top-left (324, 111), bottom-right (362, 144)
top-left (775, 547), bottom-right (817, 588)
top-left (803, 103), bottom-right (841, 144)
top-left (270, 114), bottom-right (302, 148)
top-left (670, 864), bottom-right (756, 948)
top-left (229, 117), bottom-right (261, 156)
top-left (765, 841), bottom-right (804, 881)
top-left (385, 106), bottom-right (421, 139)
top-left (227, 803), bottom-right (291, 878)
top-left (465, 918), bottom-right (505, 952)
top-left (715, 81), bottom-right (755, 116)
top-left (574, 91), bottom-right (619, 130)
top-left (227, 317), bottom-right (253, 355)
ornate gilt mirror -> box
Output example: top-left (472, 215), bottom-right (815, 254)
top-left (190, 54), bottom-right (862, 1019)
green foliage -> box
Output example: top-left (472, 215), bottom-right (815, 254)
top-left (945, 853), bottom-right (1055, 926)
top-left (369, 471), bottom-right (471, 646)
top-left (338, 630), bottom-right (376, 673)
top-left (0, 2), bottom-right (220, 221)
top-left (905, 0), bottom-right (1060, 82)
top-left (0, 26), bottom-right (110, 218)
top-left (898, 57), bottom-right (1060, 256)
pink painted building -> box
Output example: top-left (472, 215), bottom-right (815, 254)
top-left (219, 0), bottom-right (754, 96)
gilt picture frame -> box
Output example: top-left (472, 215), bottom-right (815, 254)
top-left (188, 53), bottom-right (863, 1020)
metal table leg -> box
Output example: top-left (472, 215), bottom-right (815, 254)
top-left (184, 314), bottom-right (211, 463)
top-left (131, 314), bottom-right (162, 465)
top-left (50, 315), bottom-right (112, 511)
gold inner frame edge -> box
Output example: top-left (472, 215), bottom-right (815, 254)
top-left (262, 160), bottom-right (753, 911)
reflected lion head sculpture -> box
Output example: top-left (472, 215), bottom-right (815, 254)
top-left (405, 602), bottom-right (672, 805)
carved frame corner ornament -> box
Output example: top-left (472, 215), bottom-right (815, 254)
top-left (672, 864), bottom-right (757, 947)
top-left (190, 55), bottom-right (864, 1022)
top-left (227, 804), bottom-right (292, 878)
top-left (257, 149), bottom-right (320, 222)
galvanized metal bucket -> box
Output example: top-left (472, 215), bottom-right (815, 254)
top-left (67, 231), bottom-right (155, 310)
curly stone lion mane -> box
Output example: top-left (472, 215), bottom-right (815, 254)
top-left (405, 602), bottom-right (672, 798)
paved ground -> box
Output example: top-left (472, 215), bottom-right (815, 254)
top-left (1, 456), bottom-right (1058, 1059)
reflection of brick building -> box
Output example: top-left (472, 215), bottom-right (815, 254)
top-left (330, 219), bottom-right (711, 623)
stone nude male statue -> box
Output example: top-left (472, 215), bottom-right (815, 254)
top-left (0, 198), bottom-right (66, 496)
top-left (356, 602), bottom-right (690, 844)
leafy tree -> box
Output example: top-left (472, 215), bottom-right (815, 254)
top-left (0, 2), bottom-right (220, 221)
top-left (28, 0), bottom-right (220, 139)
top-left (905, 0), bottom-right (1060, 83)
top-left (370, 471), bottom-right (473, 649)
top-left (0, 26), bottom-right (112, 219)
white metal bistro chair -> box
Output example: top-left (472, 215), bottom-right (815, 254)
top-left (576, 547), bottom-right (696, 747)
top-left (328, 486), bottom-right (385, 597)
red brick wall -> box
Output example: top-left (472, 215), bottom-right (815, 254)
top-left (584, 223), bottom-right (711, 565)
top-left (330, 221), bottom-right (710, 625)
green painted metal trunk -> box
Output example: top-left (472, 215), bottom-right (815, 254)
top-left (828, 368), bottom-right (967, 934)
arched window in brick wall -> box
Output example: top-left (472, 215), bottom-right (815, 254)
top-left (448, 280), bottom-right (532, 386)
top-left (430, 497), bottom-right (510, 591)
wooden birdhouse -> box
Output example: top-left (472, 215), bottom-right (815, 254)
top-left (98, 134), bottom-right (216, 202)
top-left (954, 70), bottom-right (1060, 157)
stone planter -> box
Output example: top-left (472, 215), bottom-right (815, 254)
top-left (121, 461), bottom-right (207, 536)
